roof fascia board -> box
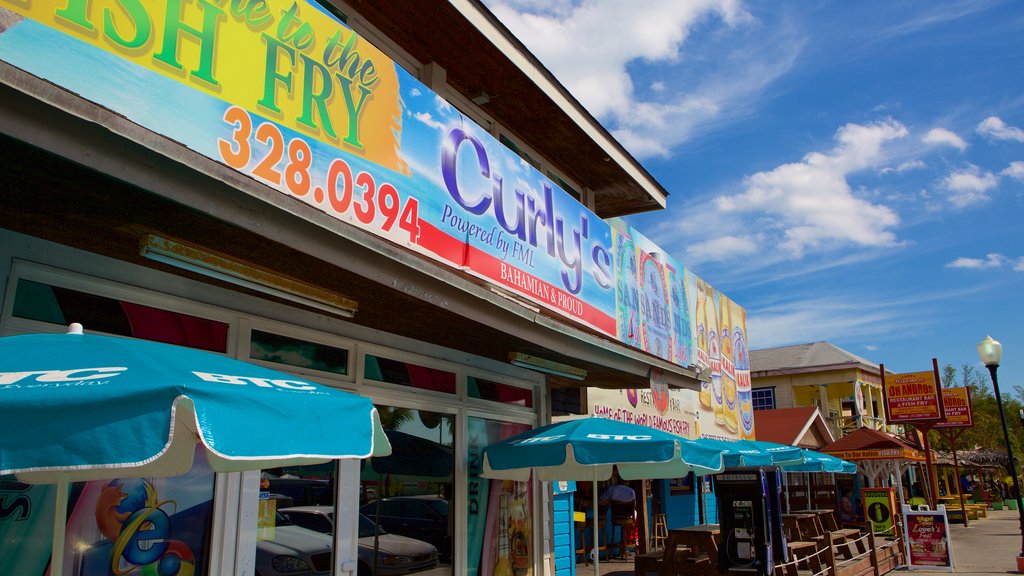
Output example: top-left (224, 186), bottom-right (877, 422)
top-left (751, 363), bottom-right (868, 378)
top-left (797, 408), bottom-right (835, 445)
top-left (447, 0), bottom-right (668, 209)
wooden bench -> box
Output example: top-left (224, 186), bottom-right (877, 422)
top-left (817, 510), bottom-right (865, 559)
top-left (634, 531), bottom-right (691, 576)
top-left (966, 503), bottom-right (987, 518)
top-left (946, 506), bottom-right (979, 522)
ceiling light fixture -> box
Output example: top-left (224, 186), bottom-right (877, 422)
top-left (509, 352), bottom-right (586, 381)
top-left (470, 91), bottom-right (492, 105)
top-left (140, 234), bottom-right (357, 318)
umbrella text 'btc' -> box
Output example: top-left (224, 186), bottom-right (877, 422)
top-left (0, 325), bottom-right (391, 575)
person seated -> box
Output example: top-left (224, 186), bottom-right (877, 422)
top-left (839, 489), bottom-right (858, 521)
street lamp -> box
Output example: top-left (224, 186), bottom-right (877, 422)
top-left (978, 335), bottom-right (1024, 570)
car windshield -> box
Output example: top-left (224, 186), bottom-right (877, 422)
top-left (359, 513), bottom-right (386, 538)
top-left (424, 499), bottom-right (448, 516)
top-left (276, 511), bottom-right (295, 526)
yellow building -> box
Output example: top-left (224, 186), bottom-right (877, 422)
top-left (750, 341), bottom-right (897, 439)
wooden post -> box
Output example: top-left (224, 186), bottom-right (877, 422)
top-left (919, 424), bottom-right (941, 510)
top-left (946, 429), bottom-right (969, 527)
top-left (868, 530), bottom-right (880, 576)
top-left (638, 479), bottom-right (649, 554)
top-left (825, 531), bottom-right (837, 576)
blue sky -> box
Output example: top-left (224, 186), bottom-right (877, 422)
top-left (485, 1), bottom-right (1024, 388)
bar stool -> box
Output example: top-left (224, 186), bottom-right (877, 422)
top-left (575, 519), bottom-right (607, 563)
top-left (611, 516), bottom-right (636, 559)
top-left (574, 520), bottom-right (587, 563)
top-left (652, 513), bottom-right (668, 550)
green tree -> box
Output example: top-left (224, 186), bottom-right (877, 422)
top-left (932, 363), bottom-right (1024, 479)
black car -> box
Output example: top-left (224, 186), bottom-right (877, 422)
top-left (360, 496), bottom-right (450, 563)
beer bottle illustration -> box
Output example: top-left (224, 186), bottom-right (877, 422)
top-left (695, 278), bottom-right (711, 409)
top-left (494, 494), bottom-right (514, 576)
top-left (720, 296), bottom-right (738, 433)
top-left (734, 305), bottom-right (755, 439)
top-left (708, 290), bottom-right (723, 425)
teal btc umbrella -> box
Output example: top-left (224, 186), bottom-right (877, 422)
top-left (481, 417), bottom-right (725, 576)
top-left (481, 417), bottom-right (725, 481)
top-left (0, 324), bottom-right (392, 575)
top-left (701, 438), bottom-right (806, 467)
top-left (782, 449), bottom-right (857, 474)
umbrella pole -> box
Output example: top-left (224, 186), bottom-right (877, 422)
top-left (783, 472), bottom-right (791, 512)
top-left (592, 479), bottom-right (600, 576)
top-left (51, 473), bottom-right (69, 576)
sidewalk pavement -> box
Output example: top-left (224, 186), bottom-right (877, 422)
top-left (581, 508), bottom-right (1024, 576)
top-left (913, 507), bottom-right (1022, 575)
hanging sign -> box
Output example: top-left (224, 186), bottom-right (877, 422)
top-left (825, 448), bottom-right (925, 462)
top-left (880, 366), bottom-right (944, 424)
top-left (933, 387), bottom-right (973, 429)
top-left (902, 504), bottom-right (954, 571)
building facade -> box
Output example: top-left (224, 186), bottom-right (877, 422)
top-left (0, 2), bottom-right (749, 575)
top-left (750, 342), bottom-right (893, 440)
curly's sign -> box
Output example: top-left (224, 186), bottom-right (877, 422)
top-left (0, 0), bottom-right (748, 372)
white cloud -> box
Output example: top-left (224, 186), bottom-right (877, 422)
top-left (976, 116), bottom-right (1024, 142)
top-left (922, 127), bottom-right (967, 151)
top-left (484, 0), bottom-right (802, 158)
top-left (747, 298), bottom-right (895, 348)
top-left (684, 235), bottom-right (760, 263)
top-left (412, 111), bottom-right (445, 131)
top-left (1001, 161), bottom-right (1024, 181)
top-left (946, 253), bottom-right (1008, 269)
top-left (864, 344), bottom-right (878, 351)
top-left (942, 164), bottom-right (998, 208)
top-left (487, 0), bottom-right (750, 116)
top-left (714, 120), bottom-right (905, 256)
top-left (880, 159), bottom-right (926, 174)
top-left (946, 253), bottom-right (1024, 271)
top-left (745, 283), bottom-right (989, 350)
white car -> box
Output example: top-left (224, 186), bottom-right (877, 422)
top-left (279, 506), bottom-right (440, 576)
top-left (256, 512), bottom-right (333, 576)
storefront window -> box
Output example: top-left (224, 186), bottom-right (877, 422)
top-left (361, 407), bottom-right (454, 575)
top-left (467, 417), bottom-right (532, 576)
top-left (0, 446), bottom-right (216, 575)
top-left (363, 355), bottom-right (456, 394)
top-left (11, 279), bottom-right (229, 352)
top-left (256, 463), bottom-right (337, 575)
top-left (250, 329), bottom-right (350, 375)
top-left (468, 377), bottom-right (533, 408)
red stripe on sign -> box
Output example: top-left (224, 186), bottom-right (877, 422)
top-left (465, 243), bottom-right (616, 336)
top-left (414, 220), bottom-right (616, 336)
top-left (415, 219), bottom-right (467, 266)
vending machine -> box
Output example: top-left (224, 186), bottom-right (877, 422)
top-left (715, 467), bottom-right (783, 575)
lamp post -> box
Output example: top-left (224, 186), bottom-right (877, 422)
top-left (978, 335), bottom-right (1024, 570)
